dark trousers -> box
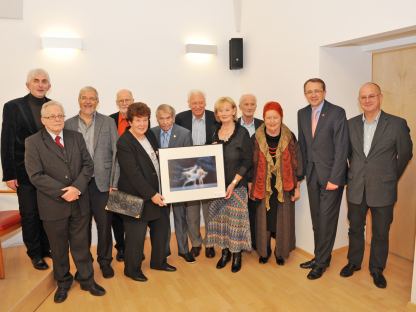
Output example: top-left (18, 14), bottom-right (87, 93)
top-left (307, 167), bottom-right (343, 268)
top-left (347, 193), bottom-right (393, 273)
top-left (88, 179), bottom-right (113, 266)
top-left (122, 211), bottom-right (169, 277)
top-left (43, 205), bottom-right (94, 289)
top-left (166, 203), bottom-right (190, 256)
top-left (111, 212), bottom-right (125, 252)
top-left (16, 183), bottom-right (50, 259)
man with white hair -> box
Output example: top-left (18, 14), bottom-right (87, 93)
top-left (1, 68), bottom-right (52, 271)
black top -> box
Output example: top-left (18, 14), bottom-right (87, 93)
top-left (212, 122), bottom-right (252, 187)
top-left (28, 94), bottom-right (46, 130)
top-left (265, 129), bottom-right (281, 164)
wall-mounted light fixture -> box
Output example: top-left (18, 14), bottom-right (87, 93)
top-left (41, 37), bottom-right (83, 50)
top-left (185, 43), bottom-right (217, 55)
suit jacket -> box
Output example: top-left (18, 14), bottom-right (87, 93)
top-left (175, 110), bottom-right (217, 144)
top-left (65, 112), bottom-right (119, 191)
top-left (24, 129), bottom-right (94, 221)
top-left (347, 110), bottom-right (413, 206)
top-left (150, 124), bottom-right (192, 148)
top-left (117, 130), bottom-right (165, 221)
top-left (297, 100), bottom-right (349, 186)
top-left (1, 94), bottom-right (50, 184)
top-left (237, 116), bottom-right (263, 132)
top-left (109, 112), bottom-right (120, 128)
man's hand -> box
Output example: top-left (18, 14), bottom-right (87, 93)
top-left (6, 179), bottom-right (18, 191)
top-left (326, 181), bottom-right (339, 191)
top-left (291, 187), bottom-right (301, 202)
top-left (61, 186), bottom-right (80, 202)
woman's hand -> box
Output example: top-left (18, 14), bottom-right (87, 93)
top-left (151, 193), bottom-right (167, 207)
top-left (225, 183), bottom-right (235, 199)
top-left (291, 187), bottom-right (300, 202)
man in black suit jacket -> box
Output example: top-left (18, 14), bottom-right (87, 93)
top-left (238, 93), bottom-right (263, 249)
top-left (175, 90), bottom-right (217, 258)
top-left (1, 68), bottom-right (51, 270)
top-left (109, 89), bottom-right (134, 262)
top-left (339, 82), bottom-right (413, 288)
top-left (297, 78), bottom-right (349, 280)
top-left (25, 101), bottom-right (105, 303)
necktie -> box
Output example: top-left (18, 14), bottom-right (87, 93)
top-left (162, 132), bottom-right (169, 148)
top-left (55, 135), bottom-right (64, 148)
top-left (311, 108), bottom-right (319, 137)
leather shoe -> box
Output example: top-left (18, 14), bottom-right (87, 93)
top-left (80, 282), bottom-right (106, 296)
top-left (205, 247), bottom-right (215, 258)
top-left (179, 252), bottom-right (196, 263)
top-left (340, 263), bottom-right (361, 277)
top-left (259, 256), bottom-right (269, 264)
top-left (100, 264), bottom-right (114, 278)
top-left (231, 252), bottom-right (242, 273)
top-left (307, 266), bottom-right (326, 280)
top-left (31, 257), bottom-right (49, 270)
top-left (116, 249), bottom-right (125, 262)
top-left (371, 271), bottom-right (387, 288)
top-left (300, 258), bottom-right (315, 269)
top-left (190, 246), bottom-right (201, 258)
top-left (276, 256), bottom-right (285, 266)
top-left (125, 271), bottom-right (148, 282)
top-left (54, 287), bottom-right (68, 303)
top-left (151, 263), bottom-right (177, 272)
top-left (216, 249), bottom-right (231, 269)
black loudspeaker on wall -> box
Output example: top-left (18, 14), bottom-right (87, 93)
top-left (229, 38), bottom-right (243, 70)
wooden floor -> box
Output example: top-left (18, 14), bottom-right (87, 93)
top-left (29, 238), bottom-right (415, 312)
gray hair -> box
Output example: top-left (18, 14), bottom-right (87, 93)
top-left (187, 89), bottom-right (206, 102)
top-left (41, 100), bottom-right (65, 117)
top-left (156, 104), bottom-right (176, 119)
top-left (78, 86), bottom-right (99, 101)
top-left (116, 89), bottom-right (133, 100)
top-left (26, 68), bottom-right (50, 84)
top-left (239, 93), bottom-right (257, 106)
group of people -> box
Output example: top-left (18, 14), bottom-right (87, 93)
top-left (1, 69), bottom-right (412, 304)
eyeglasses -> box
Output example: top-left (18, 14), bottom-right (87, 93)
top-left (43, 115), bottom-right (65, 120)
top-left (305, 89), bottom-right (324, 96)
top-left (359, 94), bottom-right (379, 101)
top-left (117, 99), bottom-right (133, 104)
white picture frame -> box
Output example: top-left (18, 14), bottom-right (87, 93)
top-left (159, 144), bottom-right (226, 204)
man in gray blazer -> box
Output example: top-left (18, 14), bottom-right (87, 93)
top-left (25, 101), bottom-right (105, 303)
top-left (297, 78), bottom-right (349, 280)
top-left (340, 82), bottom-right (413, 288)
top-left (151, 104), bottom-right (196, 263)
top-left (65, 86), bottom-right (119, 278)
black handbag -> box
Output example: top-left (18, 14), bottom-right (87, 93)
top-left (106, 190), bottom-right (144, 219)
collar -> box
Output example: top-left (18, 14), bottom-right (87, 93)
top-left (192, 112), bottom-right (206, 122)
top-left (362, 110), bottom-right (381, 123)
top-left (240, 117), bottom-right (255, 127)
top-left (161, 126), bottom-right (173, 137)
top-left (311, 100), bottom-right (324, 113)
top-left (46, 129), bottom-right (64, 141)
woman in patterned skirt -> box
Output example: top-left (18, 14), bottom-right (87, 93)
top-left (206, 97), bottom-right (253, 273)
top-left (250, 102), bottom-right (302, 265)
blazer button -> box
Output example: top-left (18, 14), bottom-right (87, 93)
top-left (65, 175), bottom-right (69, 179)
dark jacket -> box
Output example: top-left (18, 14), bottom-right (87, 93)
top-left (1, 94), bottom-right (50, 184)
top-left (24, 129), bottom-right (94, 221)
top-left (116, 130), bottom-right (164, 221)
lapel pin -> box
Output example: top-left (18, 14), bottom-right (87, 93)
top-left (173, 135), bottom-right (176, 138)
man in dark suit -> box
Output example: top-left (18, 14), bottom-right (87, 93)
top-left (339, 82), bottom-right (413, 288)
top-left (25, 101), bottom-right (105, 303)
top-left (297, 78), bottom-right (349, 280)
top-left (1, 68), bottom-right (51, 270)
top-left (238, 93), bottom-right (263, 249)
top-left (65, 86), bottom-right (119, 279)
top-left (175, 90), bottom-right (218, 258)
top-left (151, 104), bottom-right (195, 263)
top-left (109, 89), bottom-right (134, 262)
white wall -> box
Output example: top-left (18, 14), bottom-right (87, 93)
top-left (1, 0), bottom-right (416, 255)
top-left (240, 0), bottom-right (416, 253)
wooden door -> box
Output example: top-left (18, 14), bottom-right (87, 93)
top-left (372, 46), bottom-right (416, 260)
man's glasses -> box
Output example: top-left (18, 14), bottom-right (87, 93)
top-left (43, 115), bottom-right (65, 120)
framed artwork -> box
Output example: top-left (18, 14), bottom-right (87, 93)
top-left (158, 144), bottom-right (226, 203)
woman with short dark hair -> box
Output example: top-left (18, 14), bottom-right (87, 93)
top-left (117, 102), bottom-right (175, 282)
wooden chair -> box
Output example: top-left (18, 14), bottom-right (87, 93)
top-left (0, 210), bottom-right (21, 279)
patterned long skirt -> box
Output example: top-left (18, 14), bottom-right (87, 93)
top-left (206, 186), bottom-right (252, 253)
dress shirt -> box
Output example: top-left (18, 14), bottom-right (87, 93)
top-left (160, 127), bottom-right (173, 148)
top-left (362, 111), bottom-right (381, 157)
top-left (192, 112), bottom-right (206, 145)
top-left (117, 113), bottom-right (129, 136)
top-left (78, 113), bottom-right (96, 159)
top-left (47, 130), bottom-right (64, 147)
top-left (240, 117), bottom-right (256, 137)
